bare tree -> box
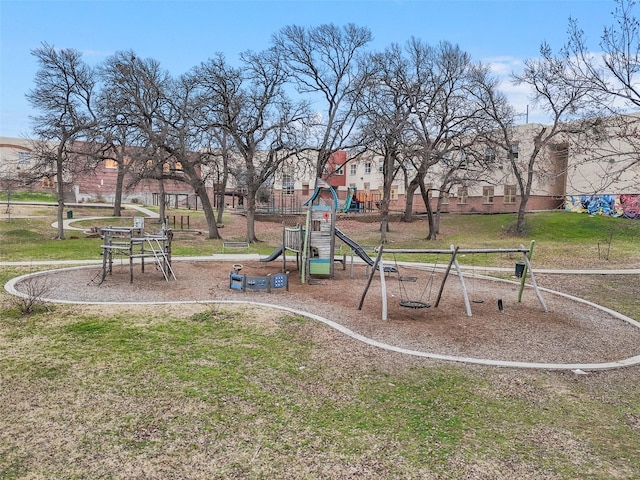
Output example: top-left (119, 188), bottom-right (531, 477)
top-left (26, 42), bottom-right (98, 239)
top-left (0, 147), bottom-right (34, 219)
top-left (99, 51), bottom-right (173, 224)
top-left (101, 51), bottom-right (222, 238)
top-left (388, 39), bottom-right (501, 237)
top-left (272, 23), bottom-right (373, 178)
top-left (356, 47), bottom-right (410, 243)
top-left (95, 65), bottom-right (151, 217)
top-left (561, 0), bottom-right (640, 190)
top-left (203, 128), bottom-right (234, 225)
top-left (503, 43), bottom-right (597, 233)
top-left (0, 174), bottom-right (22, 220)
top-left (194, 49), bottom-right (309, 242)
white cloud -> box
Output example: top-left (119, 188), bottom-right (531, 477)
top-left (484, 55), bottom-right (524, 77)
top-left (484, 55), bottom-right (551, 124)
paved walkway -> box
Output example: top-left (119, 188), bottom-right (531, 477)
top-left (52, 203), bottom-right (159, 231)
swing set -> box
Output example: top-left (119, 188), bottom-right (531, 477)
top-left (393, 253), bottom-right (439, 309)
top-left (358, 240), bottom-right (547, 320)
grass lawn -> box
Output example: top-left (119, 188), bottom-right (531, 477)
top-left (1, 204), bottom-right (640, 478)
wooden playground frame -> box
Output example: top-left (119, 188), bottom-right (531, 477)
top-left (359, 241), bottom-right (547, 320)
top-left (282, 223), bottom-right (304, 273)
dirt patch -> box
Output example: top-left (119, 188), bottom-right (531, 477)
top-left (11, 258), bottom-right (640, 368)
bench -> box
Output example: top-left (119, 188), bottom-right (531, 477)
top-left (222, 241), bottom-right (250, 254)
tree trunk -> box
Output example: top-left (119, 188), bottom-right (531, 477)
top-left (113, 164), bottom-right (125, 217)
top-left (403, 179), bottom-right (419, 222)
top-left (216, 168), bottom-right (228, 225)
top-left (245, 189), bottom-right (258, 243)
top-left (157, 177), bottom-right (166, 225)
top-left (315, 150), bottom-right (330, 181)
top-left (194, 181), bottom-right (221, 239)
top-left (421, 186), bottom-right (437, 240)
top-left (55, 158), bottom-right (65, 240)
top-left (433, 210), bottom-right (441, 237)
top-left (378, 198), bottom-right (390, 244)
top-left (516, 198), bottom-right (528, 233)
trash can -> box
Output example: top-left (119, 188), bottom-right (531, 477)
top-left (66, 210), bottom-right (73, 219)
top-left (515, 261), bottom-right (526, 278)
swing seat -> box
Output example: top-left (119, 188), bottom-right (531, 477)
top-left (400, 300), bottom-right (431, 309)
top-left (398, 276), bottom-right (418, 282)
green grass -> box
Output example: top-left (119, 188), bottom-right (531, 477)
top-left (1, 208), bottom-right (640, 478)
top-left (3, 208), bottom-right (640, 265)
top-left (0, 304), bottom-right (638, 478)
top-left (0, 191), bottom-right (57, 202)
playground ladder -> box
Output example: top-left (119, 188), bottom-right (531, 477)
top-left (144, 235), bottom-right (176, 281)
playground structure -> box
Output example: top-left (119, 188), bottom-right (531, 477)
top-left (99, 223), bottom-right (175, 284)
top-left (7, 201), bottom-right (639, 372)
top-left (302, 202), bottom-right (338, 279)
top-left (359, 241), bottom-right (547, 321)
top-left (281, 223), bottom-right (305, 272)
top-left (229, 264), bottom-right (289, 292)
top-left (260, 179), bottom-right (397, 283)
top-left (340, 186), bottom-right (382, 213)
top-left (255, 179), bottom-right (546, 320)
top-left (340, 186), bottom-right (357, 213)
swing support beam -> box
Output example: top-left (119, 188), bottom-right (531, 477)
top-left (379, 242), bottom-right (546, 318)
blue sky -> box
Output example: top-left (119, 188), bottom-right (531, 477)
top-left (1, 0), bottom-right (617, 138)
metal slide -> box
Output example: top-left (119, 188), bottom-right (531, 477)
top-left (260, 245), bottom-right (284, 262)
top-left (334, 228), bottom-right (397, 272)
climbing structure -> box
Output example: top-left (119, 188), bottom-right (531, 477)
top-left (301, 179), bottom-right (339, 283)
top-left (99, 225), bottom-right (175, 284)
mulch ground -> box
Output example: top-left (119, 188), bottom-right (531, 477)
top-left (13, 256), bottom-right (640, 368)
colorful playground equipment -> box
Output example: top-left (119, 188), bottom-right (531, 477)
top-left (340, 186), bottom-right (357, 213)
top-left (229, 264), bottom-right (289, 292)
top-left (259, 178), bottom-right (396, 284)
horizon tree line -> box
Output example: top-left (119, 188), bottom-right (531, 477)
top-left (22, 0), bottom-right (640, 241)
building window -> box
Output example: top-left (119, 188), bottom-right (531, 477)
top-left (105, 158), bottom-right (117, 169)
top-left (42, 176), bottom-right (54, 188)
top-left (504, 184), bottom-right (517, 204)
top-left (364, 162), bottom-right (371, 174)
top-left (484, 147), bottom-right (496, 162)
top-left (335, 164), bottom-right (344, 175)
top-left (441, 192), bottom-right (450, 204)
top-left (18, 152), bottom-right (31, 164)
top-left (482, 186), bottom-right (494, 204)
top-left (457, 187), bottom-right (468, 204)
top-left (390, 187), bottom-right (398, 201)
top-left (378, 161), bottom-right (384, 173)
top-left (282, 169), bottom-right (295, 195)
top-left (350, 164), bottom-right (357, 176)
top-left (510, 144), bottom-right (519, 159)
top-left (458, 151), bottom-right (468, 169)
top-left (283, 184), bottom-right (295, 195)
